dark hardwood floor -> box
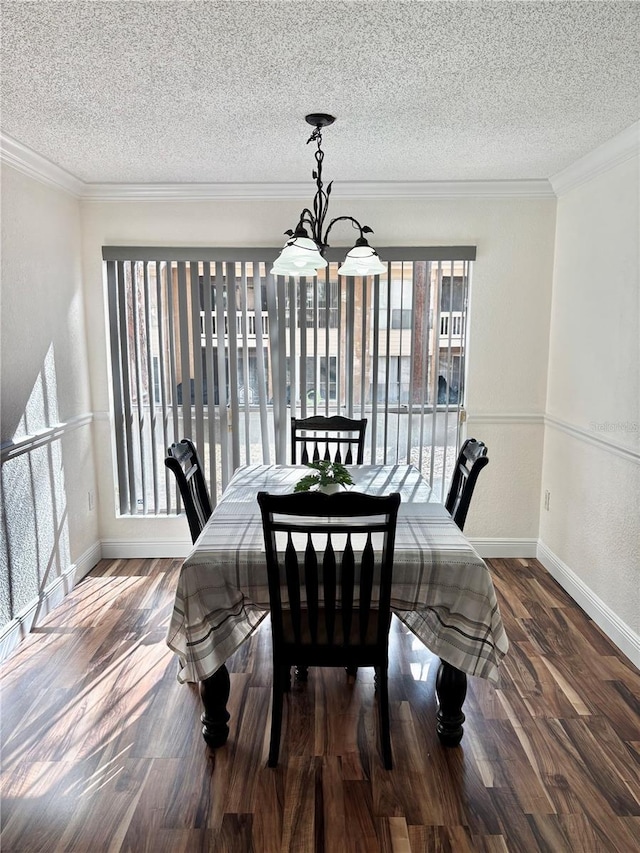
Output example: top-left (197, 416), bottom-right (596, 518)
top-left (1, 556), bottom-right (639, 852)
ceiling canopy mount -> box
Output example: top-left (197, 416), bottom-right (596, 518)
top-left (304, 113), bottom-right (336, 129)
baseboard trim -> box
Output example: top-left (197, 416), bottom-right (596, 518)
top-left (469, 538), bottom-right (538, 558)
top-left (4, 537), bottom-right (636, 673)
top-left (537, 540), bottom-right (639, 669)
top-left (0, 541), bottom-right (102, 663)
top-left (103, 536), bottom-right (535, 561)
top-left (100, 539), bottom-right (191, 559)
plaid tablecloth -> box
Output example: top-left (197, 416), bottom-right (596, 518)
top-left (167, 464), bottom-right (509, 683)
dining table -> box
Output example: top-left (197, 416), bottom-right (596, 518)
top-left (166, 463), bottom-right (509, 748)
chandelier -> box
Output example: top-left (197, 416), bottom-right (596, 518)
top-left (270, 114), bottom-right (386, 278)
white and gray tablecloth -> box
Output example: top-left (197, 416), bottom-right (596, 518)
top-left (167, 465), bottom-right (509, 683)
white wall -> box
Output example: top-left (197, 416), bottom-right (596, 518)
top-left (81, 193), bottom-right (556, 549)
top-left (540, 150), bottom-right (640, 662)
top-left (1, 165), bottom-right (99, 645)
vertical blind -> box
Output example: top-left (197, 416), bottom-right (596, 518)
top-left (103, 246), bottom-right (476, 517)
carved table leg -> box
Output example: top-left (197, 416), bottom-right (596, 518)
top-left (435, 660), bottom-right (467, 747)
top-left (199, 664), bottom-right (231, 748)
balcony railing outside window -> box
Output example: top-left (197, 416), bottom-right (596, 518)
top-left (440, 311), bottom-right (464, 340)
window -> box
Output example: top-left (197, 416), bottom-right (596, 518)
top-left (104, 246), bottom-right (475, 515)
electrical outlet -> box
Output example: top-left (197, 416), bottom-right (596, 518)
top-left (544, 490), bottom-right (550, 511)
top-left (88, 490), bottom-right (95, 511)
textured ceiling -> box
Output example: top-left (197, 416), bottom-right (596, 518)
top-left (1, 1), bottom-right (639, 185)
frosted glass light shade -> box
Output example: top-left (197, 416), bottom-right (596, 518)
top-left (270, 235), bottom-right (327, 277)
top-left (271, 259), bottom-right (322, 277)
top-left (338, 244), bottom-right (386, 277)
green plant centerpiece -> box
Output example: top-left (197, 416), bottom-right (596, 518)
top-left (293, 460), bottom-right (354, 494)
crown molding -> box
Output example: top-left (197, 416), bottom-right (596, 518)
top-left (0, 132), bottom-right (85, 196)
top-left (81, 179), bottom-right (554, 202)
top-left (5, 124), bottom-right (637, 201)
top-left (1, 133), bottom-right (553, 200)
top-left (549, 121), bottom-right (640, 196)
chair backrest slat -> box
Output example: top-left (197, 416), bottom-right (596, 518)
top-left (323, 535), bottom-right (337, 644)
top-left (359, 534), bottom-right (375, 643)
top-left (285, 533), bottom-right (302, 644)
top-left (341, 533), bottom-right (355, 644)
top-left (304, 533), bottom-right (319, 643)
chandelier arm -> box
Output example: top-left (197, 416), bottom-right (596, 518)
top-left (322, 215), bottom-right (373, 247)
top-left (286, 209), bottom-right (319, 243)
top-left (294, 209), bottom-right (317, 234)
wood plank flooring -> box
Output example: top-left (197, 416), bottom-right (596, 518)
top-left (1, 557), bottom-right (639, 852)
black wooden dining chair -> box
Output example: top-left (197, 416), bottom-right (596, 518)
top-left (291, 415), bottom-right (367, 465)
top-left (165, 438), bottom-right (212, 543)
top-left (445, 438), bottom-right (489, 531)
top-left (257, 489), bottom-right (401, 769)
top-left (291, 415), bottom-right (367, 682)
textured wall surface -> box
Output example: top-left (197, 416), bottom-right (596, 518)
top-left (546, 157), bottom-right (640, 445)
top-left (541, 152), bottom-right (640, 635)
top-left (0, 166), bottom-right (98, 626)
top-left (1, 170), bottom-right (88, 436)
